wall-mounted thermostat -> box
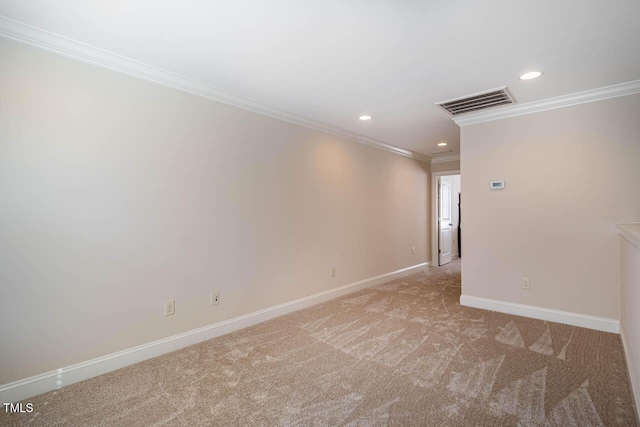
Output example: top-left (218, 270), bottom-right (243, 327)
top-left (490, 181), bottom-right (505, 190)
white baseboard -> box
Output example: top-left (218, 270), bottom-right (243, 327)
top-left (0, 261), bottom-right (428, 403)
top-left (459, 295), bottom-right (620, 333)
top-left (620, 323), bottom-right (640, 425)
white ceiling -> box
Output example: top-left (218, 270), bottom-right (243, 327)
top-left (1, 0), bottom-right (639, 158)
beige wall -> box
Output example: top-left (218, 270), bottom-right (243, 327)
top-left (450, 175), bottom-right (461, 258)
top-left (460, 93), bottom-right (640, 319)
top-left (430, 160), bottom-right (460, 173)
top-left (620, 227), bottom-right (640, 409)
top-left (0, 39), bottom-right (430, 384)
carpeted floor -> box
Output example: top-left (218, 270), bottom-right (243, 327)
top-left (2, 260), bottom-right (637, 426)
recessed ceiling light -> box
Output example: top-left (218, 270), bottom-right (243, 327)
top-left (437, 142), bottom-right (448, 147)
top-left (520, 71), bottom-right (543, 80)
top-left (359, 115), bottom-right (372, 121)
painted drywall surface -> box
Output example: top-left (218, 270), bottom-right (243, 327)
top-left (449, 175), bottom-right (461, 258)
top-left (0, 39), bottom-right (430, 384)
top-left (621, 235), bottom-right (640, 409)
top-left (460, 93), bottom-right (640, 319)
top-left (431, 160), bottom-right (460, 173)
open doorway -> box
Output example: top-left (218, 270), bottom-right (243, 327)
top-left (431, 171), bottom-right (461, 266)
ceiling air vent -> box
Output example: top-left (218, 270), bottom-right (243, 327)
top-left (430, 149), bottom-right (453, 156)
top-left (436, 86), bottom-right (515, 116)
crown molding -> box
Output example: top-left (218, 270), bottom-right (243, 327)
top-left (430, 154), bottom-right (460, 164)
top-left (0, 15), bottom-right (432, 164)
top-left (454, 79), bottom-right (640, 127)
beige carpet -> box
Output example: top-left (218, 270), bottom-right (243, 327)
top-left (2, 260), bottom-right (637, 426)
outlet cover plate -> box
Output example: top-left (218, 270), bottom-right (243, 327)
top-left (211, 291), bottom-right (220, 306)
top-left (164, 299), bottom-right (175, 316)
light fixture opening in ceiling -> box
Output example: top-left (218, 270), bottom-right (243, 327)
top-left (520, 71), bottom-right (543, 80)
top-left (359, 115), bottom-right (372, 121)
top-left (437, 142), bottom-right (448, 147)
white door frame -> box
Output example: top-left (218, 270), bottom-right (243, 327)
top-left (431, 169), bottom-right (460, 266)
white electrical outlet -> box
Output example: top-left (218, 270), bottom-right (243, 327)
top-left (412, 247), bottom-right (416, 254)
top-left (330, 267), bottom-right (336, 278)
top-left (164, 299), bottom-right (175, 316)
top-left (211, 291), bottom-right (220, 306)
top-left (521, 278), bottom-right (531, 290)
